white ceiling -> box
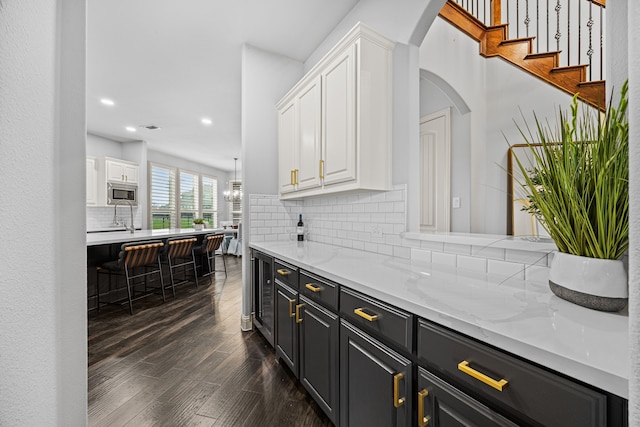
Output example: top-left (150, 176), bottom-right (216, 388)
top-left (87, 0), bottom-right (360, 173)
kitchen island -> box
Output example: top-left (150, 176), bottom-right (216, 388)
top-left (87, 228), bottom-right (229, 311)
top-left (250, 240), bottom-right (628, 426)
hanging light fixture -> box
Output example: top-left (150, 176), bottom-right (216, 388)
top-left (223, 157), bottom-right (242, 202)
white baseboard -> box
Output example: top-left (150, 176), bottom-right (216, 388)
top-left (240, 314), bottom-right (252, 331)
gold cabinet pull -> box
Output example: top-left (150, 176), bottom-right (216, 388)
top-left (277, 269), bottom-right (290, 276)
top-left (305, 283), bottom-right (321, 293)
top-left (354, 307), bottom-right (378, 322)
top-left (393, 373), bottom-right (405, 408)
top-left (458, 361), bottom-right (508, 391)
top-left (418, 389), bottom-right (430, 426)
top-left (295, 304), bottom-right (304, 323)
top-left (288, 299), bottom-right (296, 318)
top-left (319, 159), bottom-right (324, 179)
top-left (294, 169), bottom-right (299, 185)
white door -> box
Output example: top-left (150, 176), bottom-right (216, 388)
top-left (322, 44), bottom-right (356, 186)
top-left (86, 157), bottom-right (97, 206)
top-left (278, 100), bottom-right (297, 194)
top-left (123, 163), bottom-right (138, 184)
top-left (296, 76), bottom-right (322, 191)
top-left (420, 109), bottom-right (451, 232)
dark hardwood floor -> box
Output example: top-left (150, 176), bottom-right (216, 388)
top-left (88, 256), bottom-right (333, 427)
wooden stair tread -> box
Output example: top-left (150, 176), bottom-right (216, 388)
top-left (438, 0), bottom-right (605, 109)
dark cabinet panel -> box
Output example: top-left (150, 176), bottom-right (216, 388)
top-left (340, 320), bottom-right (412, 427)
top-left (417, 367), bottom-right (518, 427)
top-left (340, 286), bottom-right (413, 353)
top-left (275, 281), bottom-right (298, 375)
top-left (252, 251), bottom-right (274, 346)
top-left (417, 319), bottom-right (607, 427)
top-left (274, 259), bottom-right (299, 289)
top-left (300, 270), bottom-right (339, 310)
top-left (299, 295), bottom-right (339, 424)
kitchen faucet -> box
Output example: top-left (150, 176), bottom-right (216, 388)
top-left (113, 200), bottom-right (135, 233)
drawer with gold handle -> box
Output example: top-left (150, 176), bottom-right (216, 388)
top-left (305, 283), bottom-right (322, 293)
top-left (458, 360), bottom-right (508, 392)
top-left (274, 260), bottom-right (297, 288)
top-left (354, 307), bottom-right (379, 322)
top-left (300, 271), bottom-right (338, 310)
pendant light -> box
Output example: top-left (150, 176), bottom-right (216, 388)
top-left (223, 157), bottom-right (242, 202)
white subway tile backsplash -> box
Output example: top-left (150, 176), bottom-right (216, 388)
top-left (457, 255), bottom-right (487, 273)
top-left (411, 249), bottom-right (432, 263)
top-left (248, 186), bottom-right (408, 256)
top-left (431, 252), bottom-right (457, 267)
top-left (443, 243), bottom-right (472, 256)
top-left (524, 265), bottom-right (550, 284)
top-left (472, 245), bottom-right (505, 260)
top-left (420, 240), bottom-right (445, 252)
top-left (505, 249), bottom-right (550, 266)
top-left (393, 246), bottom-right (411, 259)
top-left (487, 259), bottom-right (525, 279)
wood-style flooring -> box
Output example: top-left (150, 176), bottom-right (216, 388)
top-left (88, 256), bottom-right (333, 426)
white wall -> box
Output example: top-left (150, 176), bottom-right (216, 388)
top-left (626, 0), bottom-right (639, 423)
top-left (86, 132), bottom-right (123, 158)
top-left (0, 0), bottom-right (87, 425)
top-left (240, 44), bottom-right (305, 328)
top-left (419, 17), bottom-right (579, 234)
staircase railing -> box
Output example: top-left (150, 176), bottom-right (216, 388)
top-left (449, 0), bottom-right (606, 82)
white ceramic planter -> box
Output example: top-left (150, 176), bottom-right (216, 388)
top-left (549, 251), bottom-right (628, 312)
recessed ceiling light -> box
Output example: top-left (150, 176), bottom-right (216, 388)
top-left (100, 98), bottom-right (115, 106)
top-left (201, 118), bottom-right (213, 125)
top-left (125, 126), bottom-right (136, 132)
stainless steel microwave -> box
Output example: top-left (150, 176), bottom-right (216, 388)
top-left (107, 182), bottom-right (138, 206)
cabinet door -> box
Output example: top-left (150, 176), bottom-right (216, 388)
top-left (86, 157), bottom-right (97, 206)
top-left (340, 320), bottom-right (412, 427)
top-left (299, 295), bottom-right (339, 424)
top-left (123, 163), bottom-right (138, 183)
top-left (322, 43), bottom-right (356, 186)
top-left (278, 100), bottom-right (297, 194)
top-left (275, 281), bottom-right (299, 376)
top-left (105, 159), bottom-right (125, 182)
top-left (296, 76), bottom-right (322, 191)
top-left (252, 252), bottom-right (274, 346)
top-left (417, 367), bottom-right (518, 427)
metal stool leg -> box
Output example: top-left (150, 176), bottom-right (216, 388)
top-left (124, 264), bottom-right (134, 315)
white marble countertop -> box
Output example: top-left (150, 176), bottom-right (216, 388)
top-left (250, 240), bottom-right (628, 399)
top-left (86, 228), bottom-right (225, 246)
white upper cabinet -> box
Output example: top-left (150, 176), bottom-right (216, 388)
top-left (105, 157), bottom-right (139, 184)
top-left (86, 157), bottom-right (98, 206)
top-left (277, 22), bottom-right (394, 199)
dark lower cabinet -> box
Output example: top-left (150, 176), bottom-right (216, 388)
top-left (417, 367), bottom-right (518, 427)
top-left (340, 320), bottom-right (412, 427)
top-left (275, 280), bottom-right (340, 425)
top-left (275, 281), bottom-right (298, 374)
top-left (252, 250), bottom-right (274, 346)
top-left (299, 295), bottom-right (339, 424)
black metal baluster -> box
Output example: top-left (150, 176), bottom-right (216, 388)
top-left (578, 0), bottom-right (581, 67)
top-left (546, 0), bottom-right (550, 52)
top-left (599, 5), bottom-right (603, 81)
top-left (567, 0), bottom-right (570, 67)
top-left (587, 2), bottom-right (593, 80)
top-left (555, 0), bottom-right (561, 55)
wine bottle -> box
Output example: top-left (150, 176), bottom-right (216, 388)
top-left (297, 214), bottom-right (304, 241)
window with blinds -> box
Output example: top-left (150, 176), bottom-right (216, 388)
top-left (149, 162), bottom-right (219, 230)
top-left (180, 171), bottom-right (199, 228)
top-left (150, 164), bottom-right (176, 229)
top-left (202, 175), bottom-right (218, 228)
top-left (229, 180), bottom-right (242, 225)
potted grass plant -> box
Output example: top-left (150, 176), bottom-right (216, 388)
top-left (511, 81), bottom-right (629, 311)
top-left (193, 217), bottom-right (205, 230)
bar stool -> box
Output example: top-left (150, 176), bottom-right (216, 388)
top-left (165, 236), bottom-right (199, 297)
top-left (194, 233), bottom-right (227, 279)
top-left (96, 240), bottom-right (165, 315)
